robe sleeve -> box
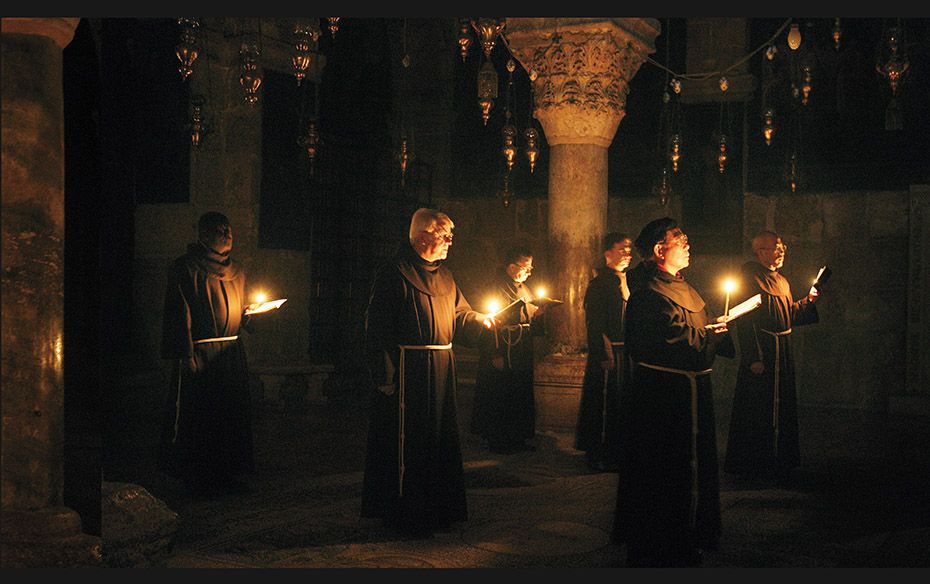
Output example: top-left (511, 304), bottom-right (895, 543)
top-left (162, 260), bottom-right (194, 360)
top-left (734, 271), bottom-right (765, 364)
top-left (365, 266), bottom-right (402, 387)
top-left (790, 293), bottom-right (819, 327)
top-left (238, 272), bottom-right (255, 334)
top-left (530, 303), bottom-right (547, 337)
top-left (584, 279), bottom-right (609, 363)
top-left (453, 284), bottom-right (486, 347)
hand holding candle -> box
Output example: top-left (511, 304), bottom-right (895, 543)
top-left (528, 286), bottom-right (563, 313)
top-left (482, 298), bottom-right (504, 329)
top-left (245, 290), bottom-right (287, 315)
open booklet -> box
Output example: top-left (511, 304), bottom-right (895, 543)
top-left (810, 265), bottom-right (832, 295)
top-left (244, 298), bottom-right (287, 315)
top-left (528, 297), bottom-right (564, 309)
top-left (490, 297), bottom-right (525, 320)
top-left (715, 293), bottom-right (762, 323)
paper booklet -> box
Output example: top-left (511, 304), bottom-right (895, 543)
top-left (529, 297), bottom-right (564, 309)
top-left (245, 298), bottom-right (287, 315)
top-left (716, 293), bottom-right (762, 323)
top-left (489, 298), bottom-right (525, 320)
top-left (812, 265), bottom-right (832, 292)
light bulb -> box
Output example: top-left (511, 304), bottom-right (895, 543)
top-left (787, 23), bottom-right (801, 51)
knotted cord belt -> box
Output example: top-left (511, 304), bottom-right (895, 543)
top-left (397, 343), bottom-right (453, 497)
top-left (494, 323), bottom-right (530, 369)
top-left (602, 341), bottom-right (625, 445)
top-left (760, 328), bottom-right (792, 459)
top-left (636, 361), bottom-right (713, 528)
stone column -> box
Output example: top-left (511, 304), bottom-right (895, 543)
top-left (507, 18), bottom-right (659, 354)
top-left (505, 18), bottom-right (659, 428)
top-left (1, 17), bottom-right (101, 567)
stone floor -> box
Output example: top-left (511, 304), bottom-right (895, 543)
top-left (115, 384), bottom-right (930, 569)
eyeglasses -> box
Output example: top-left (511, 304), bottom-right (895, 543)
top-left (664, 231), bottom-right (688, 247)
top-left (760, 244), bottom-right (788, 252)
top-left (427, 230), bottom-right (453, 243)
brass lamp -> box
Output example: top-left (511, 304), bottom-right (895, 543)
top-left (477, 60), bottom-right (499, 125)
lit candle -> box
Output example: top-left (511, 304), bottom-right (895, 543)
top-left (254, 291), bottom-right (268, 305)
top-left (485, 299), bottom-right (501, 315)
top-left (722, 278), bottom-right (737, 318)
top-left (535, 287), bottom-right (547, 299)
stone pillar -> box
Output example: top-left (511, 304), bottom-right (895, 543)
top-left (506, 18), bottom-right (660, 354)
top-left (1, 17), bottom-right (101, 567)
top-left (505, 18), bottom-right (659, 428)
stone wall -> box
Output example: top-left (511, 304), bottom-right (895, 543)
top-left (742, 190), bottom-right (912, 411)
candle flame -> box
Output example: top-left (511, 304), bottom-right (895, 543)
top-left (722, 279), bottom-right (737, 294)
top-left (535, 287), bottom-right (547, 299)
top-left (486, 299), bottom-right (501, 314)
top-left (254, 292), bottom-right (268, 304)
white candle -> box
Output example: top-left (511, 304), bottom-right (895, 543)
top-left (723, 279), bottom-right (737, 318)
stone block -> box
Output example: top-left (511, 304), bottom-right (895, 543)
top-left (822, 195), bottom-right (868, 241)
top-left (533, 354), bottom-right (585, 430)
top-left (101, 482), bottom-right (177, 568)
top-left (867, 192), bottom-right (909, 238)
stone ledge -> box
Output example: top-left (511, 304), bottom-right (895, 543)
top-left (251, 363), bottom-right (334, 405)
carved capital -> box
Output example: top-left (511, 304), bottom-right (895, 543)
top-left (506, 18), bottom-right (660, 147)
top-left (1, 18), bottom-right (80, 49)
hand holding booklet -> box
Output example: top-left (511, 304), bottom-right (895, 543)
top-left (244, 298), bottom-right (287, 315)
top-left (809, 265), bottom-right (832, 296)
top-left (714, 293), bottom-right (762, 324)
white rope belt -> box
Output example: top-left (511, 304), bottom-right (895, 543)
top-left (760, 328), bottom-right (792, 459)
top-left (397, 343), bottom-right (453, 497)
top-left (193, 335), bottom-right (239, 344)
top-left (637, 361), bottom-right (713, 529)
